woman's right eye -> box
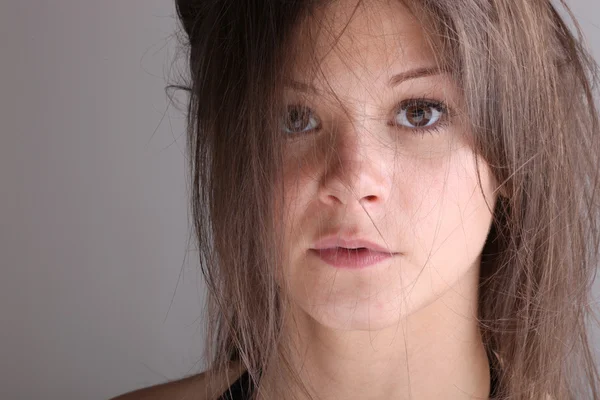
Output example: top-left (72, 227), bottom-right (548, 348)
top-left (282, 105), bottom-right (321, 135)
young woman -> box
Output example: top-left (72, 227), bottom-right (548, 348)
top-left (113, 0), bottom-right (600, 399)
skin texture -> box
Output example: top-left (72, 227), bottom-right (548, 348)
top-left (264, 0), bottom-right (501, 398)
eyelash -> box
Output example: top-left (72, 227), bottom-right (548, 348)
top-left (282, 97), bottom-right (452, 138)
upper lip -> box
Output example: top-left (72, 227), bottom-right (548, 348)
top-left (311, 236), bottom-right (397, 254)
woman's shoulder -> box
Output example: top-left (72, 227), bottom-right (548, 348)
top-left (109, 361), bottom-right (246, 400)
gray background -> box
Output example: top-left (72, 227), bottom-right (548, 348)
top-left (1, 1), bottom-right (599, 399)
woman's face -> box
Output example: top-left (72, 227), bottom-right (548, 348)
top-left (279, 0), bottom-right (499, 331)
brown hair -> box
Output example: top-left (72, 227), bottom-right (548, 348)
top-left (171, 0), bottom-right (600, 398)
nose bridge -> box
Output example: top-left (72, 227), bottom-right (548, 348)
top-left (323, 117), bottom-right (391, 204)
top-left (334, 122), bottom-right (378, 173)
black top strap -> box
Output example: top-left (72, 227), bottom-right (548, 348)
top-left (218, 370), bottom-right (253, 400)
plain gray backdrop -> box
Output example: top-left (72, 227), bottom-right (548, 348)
top-left (1, 1), bottom-right (599, 399)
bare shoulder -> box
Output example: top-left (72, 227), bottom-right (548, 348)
top-left (109, 361), bottom-right (246, 400)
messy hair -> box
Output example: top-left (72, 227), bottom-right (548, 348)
top-left (171, 0), bottom-right (600, 398)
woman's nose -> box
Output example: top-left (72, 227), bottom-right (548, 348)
top-left (317, 128), bottom-right (392, 210)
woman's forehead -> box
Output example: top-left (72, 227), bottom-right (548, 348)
top-left (289, 0), bottom-right (436, 90)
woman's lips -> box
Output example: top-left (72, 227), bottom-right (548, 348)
top-left (311, 237), bottom-right (396, 253)
top-left (309, 247), bottom-right (395, 269)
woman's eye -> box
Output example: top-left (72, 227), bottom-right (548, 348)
top-left (394, 99), bottom-right (447, 130)
top-left (282, 105), bottom-right (320, 134)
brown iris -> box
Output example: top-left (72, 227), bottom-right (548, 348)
top-left (405, 104), bottom-right (433, 127)
top-left (284, 105), bottom-right (314, 133)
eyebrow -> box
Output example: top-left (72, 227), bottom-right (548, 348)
top-left (285, 65), bottom-right (445, 94)
top-left (388, 65), bottom-right (444, 86)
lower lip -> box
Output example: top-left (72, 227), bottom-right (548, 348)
top-left (309, 248), bottom-right (395, 269)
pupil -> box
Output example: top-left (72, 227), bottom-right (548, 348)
top-left (407, 105), bottom-right (431, 127)
top-left (288, 107), bottom-right (309, 131)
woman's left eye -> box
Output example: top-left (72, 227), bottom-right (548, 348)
top-left (282, 105), bottom-right (321, 135)
top-left (393, 99), bottom-right (448, 132)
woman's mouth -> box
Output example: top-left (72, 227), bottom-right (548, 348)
top-left (309, 247), bottom-right (395, 269)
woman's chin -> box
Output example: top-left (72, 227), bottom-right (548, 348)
top-left (300, 297), bottom-right (411, 332)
